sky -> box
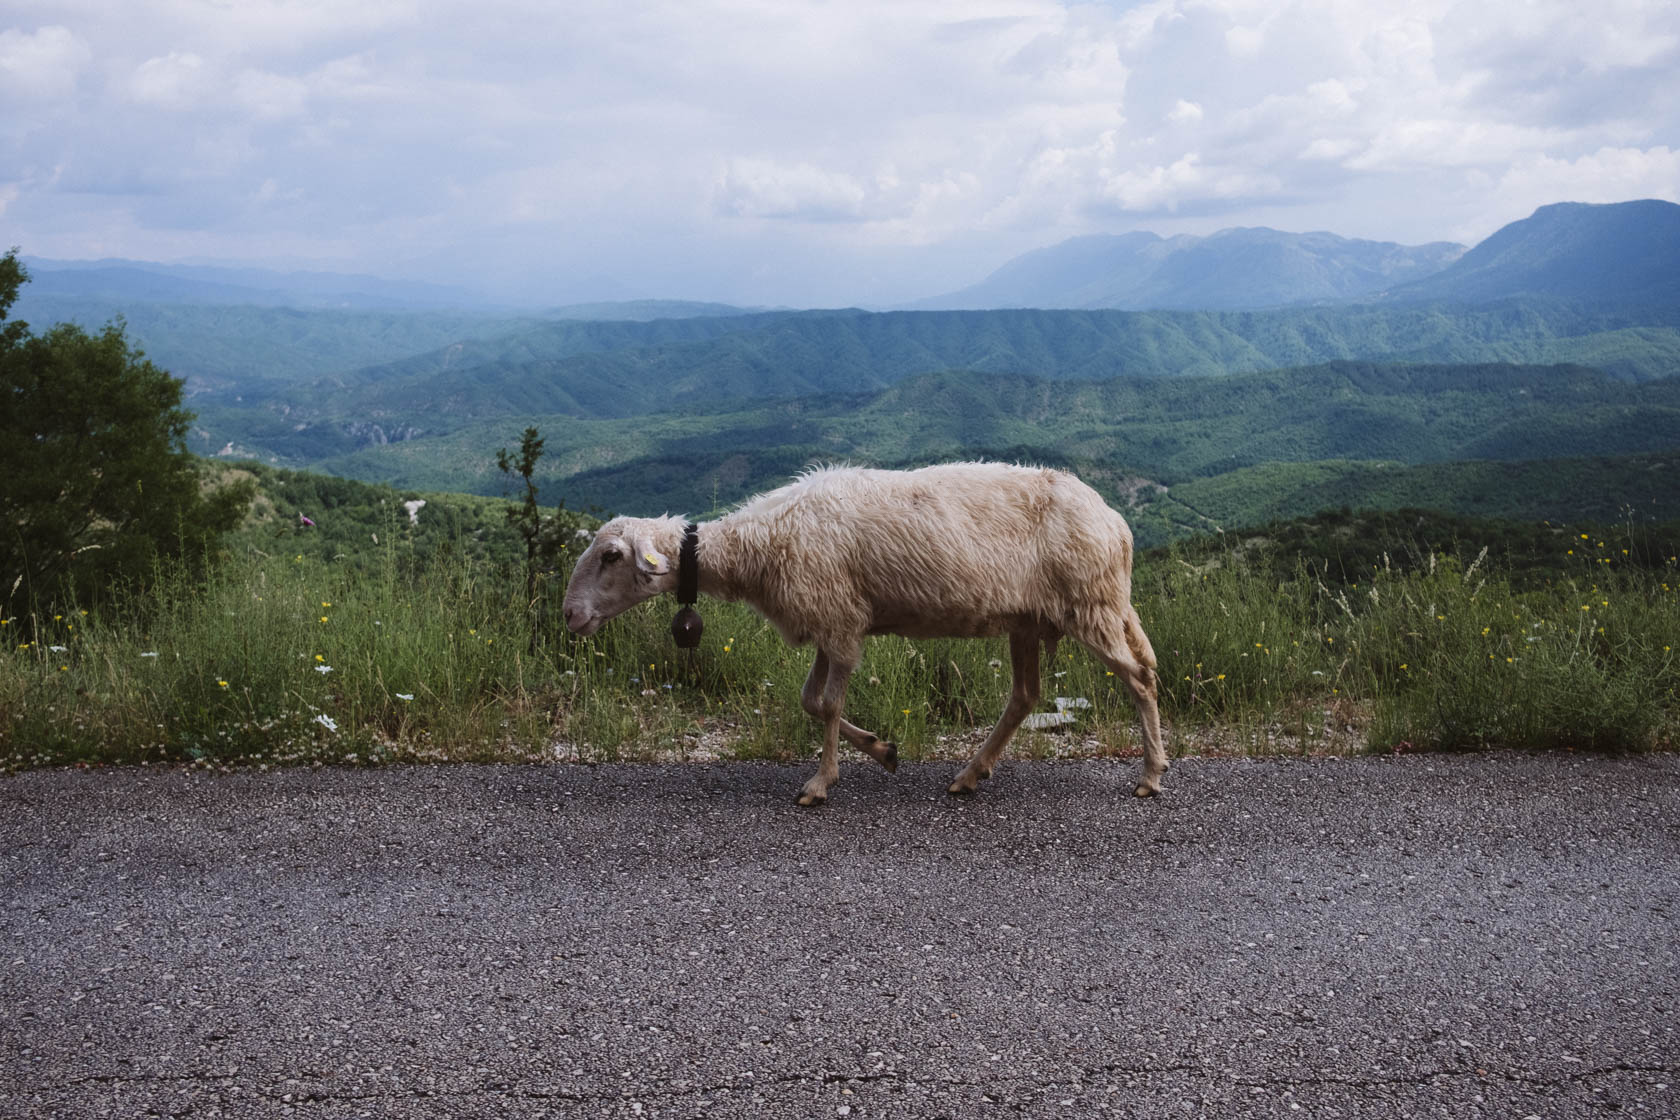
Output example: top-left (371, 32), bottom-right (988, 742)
top-left (2, 0), bottom-right (1678, 307)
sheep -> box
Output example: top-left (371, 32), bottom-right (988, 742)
top-left (562, 462), bottom-right (1167, 806)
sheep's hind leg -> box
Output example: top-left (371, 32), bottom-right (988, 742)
top-left (1081, 607), bottom-right (1168, 797)
top-left (798, 649), bottom-right (860, 807)
top-left (949, 629), bottom-right (1041, 796)
top-left (802, 651), bottom-right (898, 774)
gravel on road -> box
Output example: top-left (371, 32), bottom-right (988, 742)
top-left (3, 752), bottom-right (1677, 1118)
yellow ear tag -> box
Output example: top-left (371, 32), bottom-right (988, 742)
top-left (645, 553), bottom-right (658, 566)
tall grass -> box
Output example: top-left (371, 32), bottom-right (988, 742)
top-left (3, 536), bottom-right (1675, 770)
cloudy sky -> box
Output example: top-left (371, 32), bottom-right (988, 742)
top-left (3, 0), bottom-right (1677, 306)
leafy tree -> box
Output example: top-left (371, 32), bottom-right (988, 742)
top-left (0, 250), bottom-right (254, 611)
top-left (497, 426), bottom-right (548, 608)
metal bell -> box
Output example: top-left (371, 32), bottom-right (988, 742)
top-left (671, 606), bottom-right (703, 649)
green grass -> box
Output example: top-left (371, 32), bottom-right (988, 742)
top-left (4, 531), bottom-right (1675, 771)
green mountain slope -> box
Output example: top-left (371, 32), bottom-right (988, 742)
top-left (1388, 200), bottom-right (1680, 306)
top-left (312, 362), bottom-right (1680, 528)
top-left (206, 302), bottom-right (1680, 460)
top-left (9, 298), bottom-right (536, 387)
top-left (1168, 453), bottom-right (1680, 531)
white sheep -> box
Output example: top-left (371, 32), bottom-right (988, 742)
top-left (562, 462), bottom-right (1167, 805)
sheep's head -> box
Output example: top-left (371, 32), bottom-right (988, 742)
top-left (562, 516), bottom-right (681, 636)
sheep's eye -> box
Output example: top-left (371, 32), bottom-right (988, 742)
top-left (600, 549), bottom-right (621, 565)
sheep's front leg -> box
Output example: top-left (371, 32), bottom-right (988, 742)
top-left (949, 628), bottom-right (1041, 796)
top-left (802, 651), bottom-right (898, 774)
top-left (1080, 607), bottom-right (1168, 797)
top-left (797, 649), bottom-right (858, 807)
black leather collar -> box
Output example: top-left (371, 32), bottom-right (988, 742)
top-left (677, 522), bottom-right (700, 605)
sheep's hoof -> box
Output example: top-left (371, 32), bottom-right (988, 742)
top-left (947, 779), bottom-right (977, 797)
top-left (796, 787), bottom-right (828, 808)
top-left (1133, 782), bottom-right (1160, 798)
top-left (881, 741), bottom-right (899, 774)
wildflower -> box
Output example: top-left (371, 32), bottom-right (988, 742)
top-left (300, 514), bottom-right (316, 527)
top-left (315, 654), bottom-right (325, 662)
top-left (59, 665), bottom-right (68, 672)
top-left (48, 644), bottom-right (66, 652)
top-left (315, 664), bottom-right (333, 674)
top-left (320, 616), bottom-right (328, 623)
top-left (396, 693), bottom-right (414, 701)
top-left (314, 714), bottom-right (338, 732)
top-left (902, 708), bottom-right (911, 715)
top-left (1216, 674), bottom-right (1226, 681)
top-left (218, 680), bottom-right (229, 688)
top-left (322, 601), bottom-right (331, 608)
top-left (1400, 663), bottom-right (1409, 671)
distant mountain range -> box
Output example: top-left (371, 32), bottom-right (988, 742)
top-left (16, 257), bottom-right (495, 311)
top-left (918, 199), bottom-right (1680, 311)
top-left (1384, 200), bottom-right (1680, 305)
top-left (15, 257), bottom-right (759, 319)
top-left (9, 196), bottom-right (1680, 541)
top-left (914, 228), bottom-right (1466, 310)
top-left (17, 199), bottom-right (1680, 317)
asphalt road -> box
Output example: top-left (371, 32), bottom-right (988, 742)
top-left (2, 753), bottom-right (1677, 1119)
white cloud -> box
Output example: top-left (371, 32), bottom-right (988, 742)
top-left (1168, 99), bottom-right (1203, 124)
top-left (0, 0), bottom-right (1676, 304)
top-left (714, 159), bottom-right (871, 223)
top-left (130, 51), bottom-right (209, 109)
top-left (0, 25), bottom-right (90, 101)
top-left (1492, 145), bottom-right (1680, 213)
top-left (233, 69), bottom-right (310, 121)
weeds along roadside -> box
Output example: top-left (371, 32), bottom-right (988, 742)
top-left (2, 538), bottom-right (1675, 770)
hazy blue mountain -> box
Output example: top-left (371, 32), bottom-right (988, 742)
top-left (18, 257), bottom-right (495, 310)
top-left (916, 228), bottom-right (1465, 310)
top-left (542, 299), bottom-right (766, 321)
top-left (1384, 199), bottom-right (1680, 305)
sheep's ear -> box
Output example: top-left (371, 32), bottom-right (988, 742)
top-left (633, 537), bottom-right (669, 576)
